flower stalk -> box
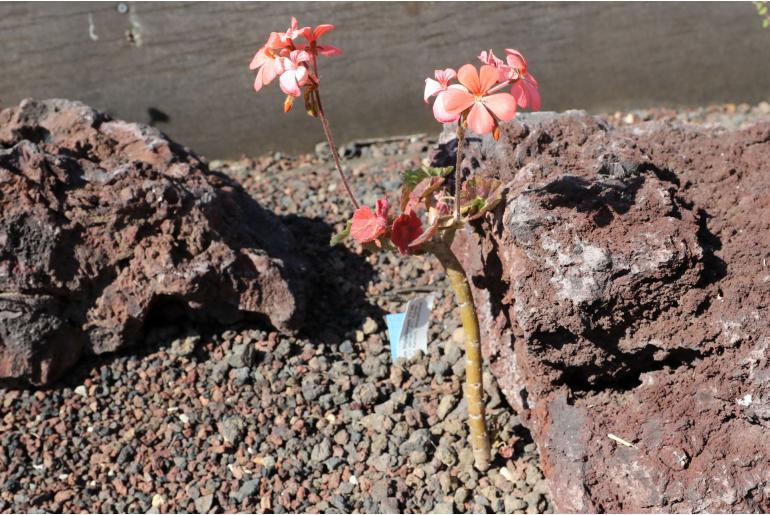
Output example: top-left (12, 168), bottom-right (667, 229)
top-left (314, 89), bottom-right (360, 209)
top-left (453, 122), bottom-right (466, 221)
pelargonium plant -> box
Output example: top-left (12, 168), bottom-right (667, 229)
top-left (249, 19), bottom-right (539, 472)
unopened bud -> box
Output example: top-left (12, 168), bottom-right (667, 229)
top-left (283, 95), bottom-right (294, 113)
top-left (304, 89), bottom-right (318, 117)
top-left (492, 125), bottom-right (501, 141)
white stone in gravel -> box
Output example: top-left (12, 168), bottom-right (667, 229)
top-left (363, 317), bottom-right (379, 335)
top-left (505, 496), bottom-right (528, 513)
top-left (74, 385), bottom-right (88, 398)
top-left (194, 494), bottom-right (214, 513)
top-left (437, 395), bottom-right (457, 420)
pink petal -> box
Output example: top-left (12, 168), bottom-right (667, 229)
top-left (478, 65), bottom-right (499, 94)
top-left (511, 78), bottom-right (540, 111)
top-left (249, 47), bottom-right (268, 70)
top-left (457, 64), bottom-right (481, 94)
top-left (294, 66), bottom-right (309, 87)
top-left (442, 87), bottom-right (475, 114)
top-left (316, 44), bottom-right (342, 56)
top-left (261, 63), bottom-right (277, 86)
top-left (279, 71), bottom-right (302, 96)
top-left (433, 91), bottom-right (460, 123)
top-left (313, 24), bottom-right (335, 40)
top-left (526, 79), bottom-right (541, 111)
top-left (467, 103), bottom-right (495, 135)
top-left (424, 78), bottom-right (443, 102)
top-left (483, 93), bottom-right (517, 121)
top-left (254, 67), bottom-right (265, 92)
top-left (273, 57), bottom-right (288, 75)
top-left (504, 49), bottom-right (528, 73)
top-left (291, 50), bottom-right (311, 63)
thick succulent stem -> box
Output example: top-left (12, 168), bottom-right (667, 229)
top-left (314, 89), bottom-right (360, 209)
top-left (435, 245), bottom-right (491, 471)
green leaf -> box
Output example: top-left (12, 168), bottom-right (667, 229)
top-left (330, 220), bottom-right (352, 246)
top-left (459, 177), bottom-right (505, 220)
top-left (401, 165), bottom-right (453, 189)
top-left (764, 17), bottom-right (769, 27)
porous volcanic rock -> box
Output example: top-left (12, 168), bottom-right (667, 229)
top-left (0, 99), bottom-right (305, 385)
top-left (442, 111), bottom-right (770, 512)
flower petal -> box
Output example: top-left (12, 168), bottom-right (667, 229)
top-left (525, 78), bottom-right (541, 111)
top-left (511, 77), bottom-right (541, 111)
top-left (316, 44), bottom-right (342, 56)
top-left (254, 67), bottom-right (265, 92)
top-left (279, 70), bottom-right (302, 96)
top-left (249, 47), bottom-right (268, 70)
top-left (313, 24), bottom-right (335, 40)
top-left (424, 78), bottom-right (443, 102)
top-left (467, 103), bottom-right (495, 135)
top-left (442, 87), bottom-right (475, 114)
top-left (433, 91), bottom-right (460, 123)
top-left (295, 66), bottom-right (309, 87)
top-left (483, 93), bottom-right (517, 121)
top-left (457, 64), bottom-right (481, 94)
top-left (478, 65), bottom-right (499, 93)
top-left (504, 48), bottom-right (528, 74)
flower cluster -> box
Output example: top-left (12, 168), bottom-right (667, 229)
top-left (424, 48), bottom-right (540, 138)
top-left (249, 17), bottom-right (341, 111)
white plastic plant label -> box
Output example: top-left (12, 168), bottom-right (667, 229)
top-left (386, 294), bottom-right (434, 360)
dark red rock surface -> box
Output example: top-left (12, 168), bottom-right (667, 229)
top-left (444, 111), bottom-right (770, 512)
top-left (0, 99), bottom-right (305, 385)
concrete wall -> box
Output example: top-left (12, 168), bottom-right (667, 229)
top-left (1, 2), bottom-right (768, 158)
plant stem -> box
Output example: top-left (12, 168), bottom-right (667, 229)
top-left (454, 123), bottom-right (465, 221)
top-left (434, 244), bottom-right (491, 471)
top-left (314, 89), bottom-right (360, 209)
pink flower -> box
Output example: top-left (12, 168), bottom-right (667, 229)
top-left (390, 210), bottom-right (423, 255)
top-left (275, 50), bottom-right (312, 97)
top-left (505, 49), bottom-right (541, 111)
top-left (250, 46), bottom-right (283, 92)
top-left (298, 24), bottom-right (342, 57)
top-left (478, 49), bottom-right (513, 82)
top-left (267, 17), bottom-right (308, 49)
top-left (442, 64), bottom-right (518, 135)
top-left (351, 198), bottom-right (389, 244)
top-left (249, 17), bottom-right (306, 93)
top-left (424, 68), bottom-right (459, 123)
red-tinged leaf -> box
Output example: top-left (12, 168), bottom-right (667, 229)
top-left (350, 198), bottom-right (389, 243)
top-left (460, 177), bottom-right (504, 220)
top-left (405, 176), bottom-right (445, 213)
top-left (390, 210), bottom-right (423, 255)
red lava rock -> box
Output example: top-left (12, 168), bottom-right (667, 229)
top-left (0, 98), bottom-right (305, 385)
top-left (448, 111), bottom-right (770, 512)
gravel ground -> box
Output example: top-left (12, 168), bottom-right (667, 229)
top-left (1, 101), bottom-right (767, 514)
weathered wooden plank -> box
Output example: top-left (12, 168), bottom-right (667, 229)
top-left (0, 2), bottom-right (768, 158)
